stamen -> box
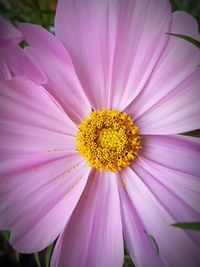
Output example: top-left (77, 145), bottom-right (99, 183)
top-left (76, 108), bottom-right (141, 172)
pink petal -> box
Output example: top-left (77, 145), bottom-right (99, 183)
top-left (140, 135), bottom-right (200, 176)
top-left (117, 172), bottom-right (163, 267)
top-left (0, 153), bottom-right (90, 252)
top-left (136, 70), bottom-right (200, 134)
top-left (171, 11), bottom-right (200, 41)
top-left (0, 46), bottom-right (47, 83)
top-left (122, 166), bottom-right (200, 266)
top-left (0, 151), bottom-right (74, 177)
top-left (55, 0), bottom-right (171, 110)
top-left (0, 77), bottom-right (76, 160)
top-left (0, 18), bottom-right (45, 83)
top-left (51, 171), bottom-right (124, 267)
top-left (126, 12), bottom-right (200, 134)
top-left (18, 23), bottom-right (91, 124)
top-left (0, 17), bottom-right (23, 47)
top-left (135, 157), bottom-right (200, 213)
top-left (0, 76), bottom-right (86, 252)
top-left (132, 157), bottom-right (200, 245)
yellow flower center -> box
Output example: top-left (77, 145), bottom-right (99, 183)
top-left (76, 108), bottom-right (141, 172)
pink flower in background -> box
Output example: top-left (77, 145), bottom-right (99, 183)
top-left (0, 17), bottom-right (46, 83)
top-left (0, 0), bottom-right (200, 267)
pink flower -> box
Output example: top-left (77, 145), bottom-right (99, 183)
top-left (0, 0), bottom-right (200, 267)
top-left (0, 17), bottom-right (46, 83)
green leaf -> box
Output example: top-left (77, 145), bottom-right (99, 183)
top-left (149, 235), bottom-right (159, 255)
top-left (0, 230), bottom-right (10, 241)
top-left (34, 252), bottom-right (41, 267)
top-left (123, 242), bottom-right (136, 267)
top-left (45, 243), bottom-right (54, 267)
top-left (182, 129), bottom-right (200, 137)
top-left (15, 251), bottom-right (20, 263)
top-left (144, 231), bottom-right (160, 256)
top-left (172, 222), bottom-right (200, 231)
top-left (169, 0), bottom-right (178, 11)
top-left (18, 40), bottom-right (29, 48)
top-left (124, 255), bottom-right (136, 267)
top-left (166, 32), bottom-right (200, 49)
top-left (39, 0), bottom-right (52, 10)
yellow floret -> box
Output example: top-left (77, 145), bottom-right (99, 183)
top-left (76, 108), bottom-right (141, 172)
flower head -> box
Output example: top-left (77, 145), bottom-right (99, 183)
top-left (0, 1), bottom-right (200, 267)
top-left (76, 108), bottom-right (141, 171)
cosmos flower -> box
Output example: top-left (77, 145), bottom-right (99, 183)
top-left (0, 0), bottom-right (200, 267)
top-left (0, 17), bottom-right (46, 83)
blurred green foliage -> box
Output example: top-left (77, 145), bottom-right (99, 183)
top-left (0, 230), bottom-right (54, 267)
top-left (0, 0), bottom-right (56, 28)
top-left (0, 0), bottom-right (200, 30)
top-left (0, 0), bottom-right (199, 267)
top-left (172, 222), bottom-right (200, 231)
top-left (170, 0), bottom-right (200, 25)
